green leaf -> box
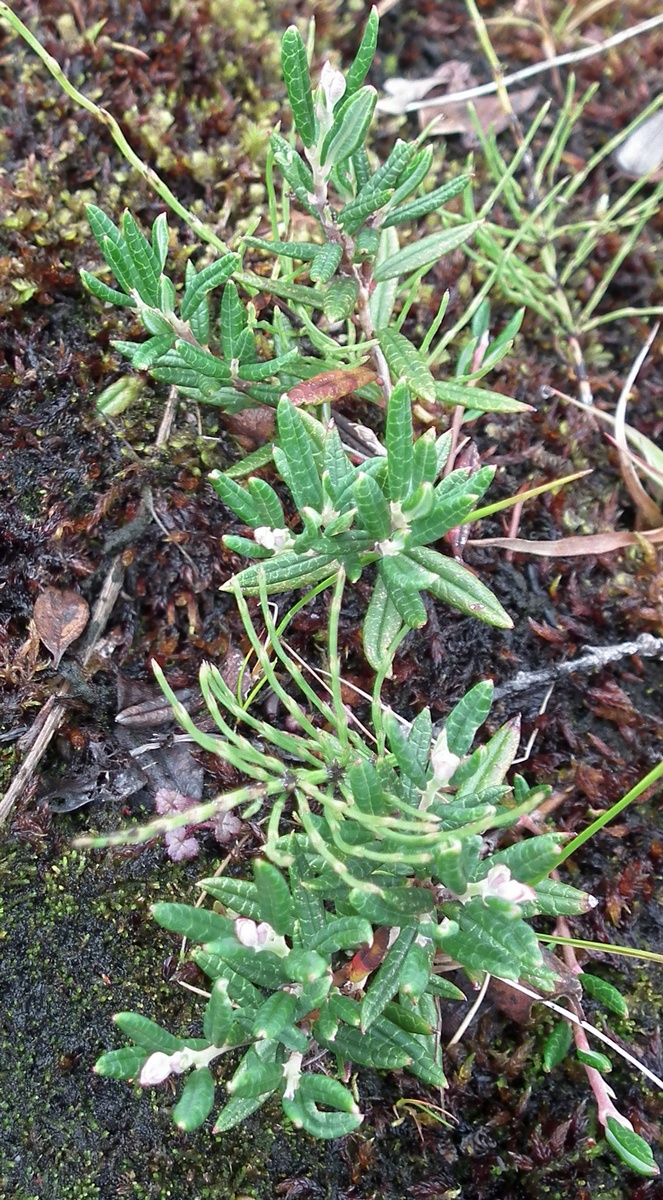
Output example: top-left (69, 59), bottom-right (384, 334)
top-left (349, 885), bottom-right (433, 927)
top-left (383, 1000), bottom-right (432, 1036)
top-left (425, 974), bottom-right (466, 1001)
top-left (437, 896), bottom-right (544, 980)
top-left (289, 847), bottom-right (326, 951)
top-left (180, 254), bottom-right (238, 321)
top-left (246, 478), bottom-right (284, 527)
top-left (543, 1020), bottom-right (573, 1072)
top-left (285, 949), bottom-right (328, 984)
top-left (383, 378), bottom-right (414, 501)
top-left (322, 277), bottom-right (358, 321)
top-left (321, 87), bottom-right (377, 169)
top-left (281, 25), bottom-right (316, 147)
top-left (152, 212), bottom-right (169, 269)
top-left (405, 546), bottom-right (513, 629)
top-left (94, 1047), bottom-right (148, 1080)
top-left (346, 760), bottom-right (390, 816)
top-left (310, 242), bottom-right (343, 284)
top-left (209, 472), bottom-right (261, 526)
top-left (433, 835), bottom-right (483, 895)
top-left (353, 471), bottom-right (391, 541)
top-left (253, 859), bottom-right (295, 936)
top-left (219, 279), bottom-right (247, 360)
top-left (309, 917), bottom-right (373, 955)
top-left (80, 270), bottom-right (138, 308)
top-left (378, 330), bottom-right (436, 403)
top-left (282, 1075), bottom-right (363, 1139)
top-left (173, 340), bottom-right (231, 380)
top-left (113, 1012), bottom-right (183, 1054)
top-left (198, 876), bottom-right (263, 921)
top-left (204, 979), bottom-right (235, 1047)
top-left (476, 834), bottom-right (565, 885)
top-left (372, 223), bottom-right (480, 281)
top-left (521, 878), bottom-right (595, 919)
top-left (399, 941), bottom-right (433, 1003)
top-left (86, 204), bottom-right (123, 251)
top-left (326, 1024), bottom-right (411, 1071)
top-left (344, 5), bottom-right (379, 97)
top-left (338, 186), bottom-right (394, 235)
top-left (444, 681), bottom-right (493, 757)
top-left (224, 550), bottom-right (338, 596)
top-left (604, 1118), bottom-right (658, 1176)
top-left (369, 227), bottom-right (400, 330)
top-left (384, 712), bottom-right (428, 788)
top-left (382, 175), bottom-right (470, 228)
top-left (373, 1015), bottom-right (445, 1088)
top-left (151, 902), bottom-right (234, 944)
top-left (173, 1067), bottom-right (215, 1131)
top-left (100, 235), bottom-right (137, 295)
top-left (578, 973), bottom-right (629, 1018)
top-left (193, 950), bottom-right (263, 1007)
top-left (252, 991), bottom-right (298, 1040)
top-left (122, 210), bottom-right (160, 305)
top-left (213, 1092), bottom-right (272, 1134)
top-left (228, 1053), bottom-right (283, 1101)
top-left (577, 1048), bottom-right (612, 1073)
top-left (244, 235), bottom-right (321, 260)
top-left (203, 941), bottom-right (289, 991)
top-left (131, 334), bottom-right (175, 371)
top-left (451, 717), bottom-right (520, 794)
top-left (379, 558), bottom-right (427, 629)
top-left (276, 398), bottom-right (323, 511)
top-left (434, 379), bottom-right (530, 414)
top-left (387, 145), bottom-right (434, 209)
top-left (362, 575), bottom-right (403, 673)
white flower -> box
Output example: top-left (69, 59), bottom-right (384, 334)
top-left (477, 865), bottom-right (536, 906)
top-left (253, 526), bottom-right (294, 553)
top-left (234, 917), bottom-right (289, 957)
top-left (282, 1051), bottom-right (303, 1100)
top-left (320, 61), bottom-right (346, 109)
top-left (430, 729), bottom-right (461, 786)
top-left (139, 1050), bottom-right (184, 1087)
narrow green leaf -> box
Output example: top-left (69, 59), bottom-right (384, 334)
top-left (338, 186), bottom-right (394, 235)
top-left (384, 378), bottom-right (414, 501)
top-left (322, 277), bottom-right (358, 321)
top-left (246, 478), bottom-right (284, 527)
top-left (198, 876), bottom-right (263, 921)
top-left (378, 330), bottom-right (436, 402)
top-left (604, 1117), bottom-right (658, 1177)
top-left (521, 878), bottom-right (596, 919)
top-left (113, 1012), bottom-right (183, 1054)
top-left (444, 681), bottom-right (493, 757)
top-left (578, 974), bottom-right (629, 1018)
top-left (437, 896), bottom-right (543, 980)
top-left (244, 235), bottom-right (321, 260)
top-left (369, 226), bottom-right (400, 330)
top-left (384, 711), bottom-right (428, 788)
top-left (223, 551), bottom-right (338, 595)
top-left (94, 1047), bottom-right (148, 1079)
top-left (282, 1080), bottom-right (363, 1138)
top-left (122, 210), bottom-right (160, 304)
top-left (203, 979), bottom-right (235, 1047)
top-left (100, 235), bottom-right (136, 295)
top-left (379, 558), bottom-right (427, 629)
top-left (362, 575), bottom-right (403, 673)
top-left (321, 87), bottom-right (377, 169)
top-left (80, 270), bottom-right (137, 308)
top-left (309, 917), bottom-right (373, 955)
top-left (173, 1067), bottom-right (215, 1131)
top-left (192, 951), bottom-right (263, 1007)
top-left (543, 1020), bottom-right (573, 1072)
top-left (252, 991), bottom-right (298, 1040)
top-left (151, 902), bottom-right (234, 944)
top-left (152, 212), bottom-right (169, 269)
top-left (213, 1092), bottom-right (272, 1133)
top-left (208, 472), bottom-right (261, 526)
top-left (372, 222), bottom-right (480, 281)
top-left (405, 546), bottom-right (513, 630)
top-left (387, 145), bottom-right (434, 210)
top-left (382, 175), bottom-right (470, 228)
top-left (451, 716), bottom-right (520, 793)
top-left (425, 974), bottom-right (466, 1000)
top-left (434, 379), bottom-right (530, 414)
top-left (577, 1048), bottom-right (612, 1073)
top-left (383, 1001), bottom-right (432, 1035)
top-left (253, 859), bottom-right (295, 936)
top-left (399, 941), bottom-right (433, 1003)
top-left (434, 835), bottom-right (483, 895)
top-left (180, 254), bottom-right (238, 321)
top-left (289, 847), bottom-right (326, 951)
top-left (344, 5), bottom-right (379, 97)
top-left (276, 397), bottom-right (323, 511)
top-left (281, 25), bottom-right (316, 147)
top-left (310, 242), bottom-right (343, 284)
top-left (285, 949), bottom-right (328, 984)
top-left (353, 472), bottom-right (391, 541)
top-left (327, 1024), bottom-right (411, 1071)
top-left (476, 834), bottom-right (564, 885)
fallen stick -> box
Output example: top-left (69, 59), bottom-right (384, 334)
top-left (494, 632), bottom-right (663, 701)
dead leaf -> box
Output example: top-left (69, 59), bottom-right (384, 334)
top-left (419, 87), bottom-right (540, 143)
top-left (223, 405), bottom-right (276, 448)
top-left (33, 588), bottom-right (89, 668)
top-left (468, 527), bottom-right (663, 556)
top-left (614, 104), bottom-right (663, 180)
top-left (287, 366), bottom-right (378, 407)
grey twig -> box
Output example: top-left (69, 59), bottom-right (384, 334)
top-left (494, 633), bottom-right (663, 701)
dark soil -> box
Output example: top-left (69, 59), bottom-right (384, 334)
top-left (1, 2), bottom-right (662, 1198)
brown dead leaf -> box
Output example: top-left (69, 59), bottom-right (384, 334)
top-left (223, 405), bottom-right (276, 448)
top-left (419, 87), bottom-right (540, 143)
top-left (469, 527), bottom-right (663, 556)
top-left (287, 366), bottom-right (378, 407)
top-left (33, 587), bottom-right (89, 668)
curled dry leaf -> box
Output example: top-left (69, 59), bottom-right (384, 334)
top-left (33, 587), bottom-right (90, 668)
top-left (469, 527), bottom-right (663, 556)
top-left (287, 366), bottom-right (378, 407)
